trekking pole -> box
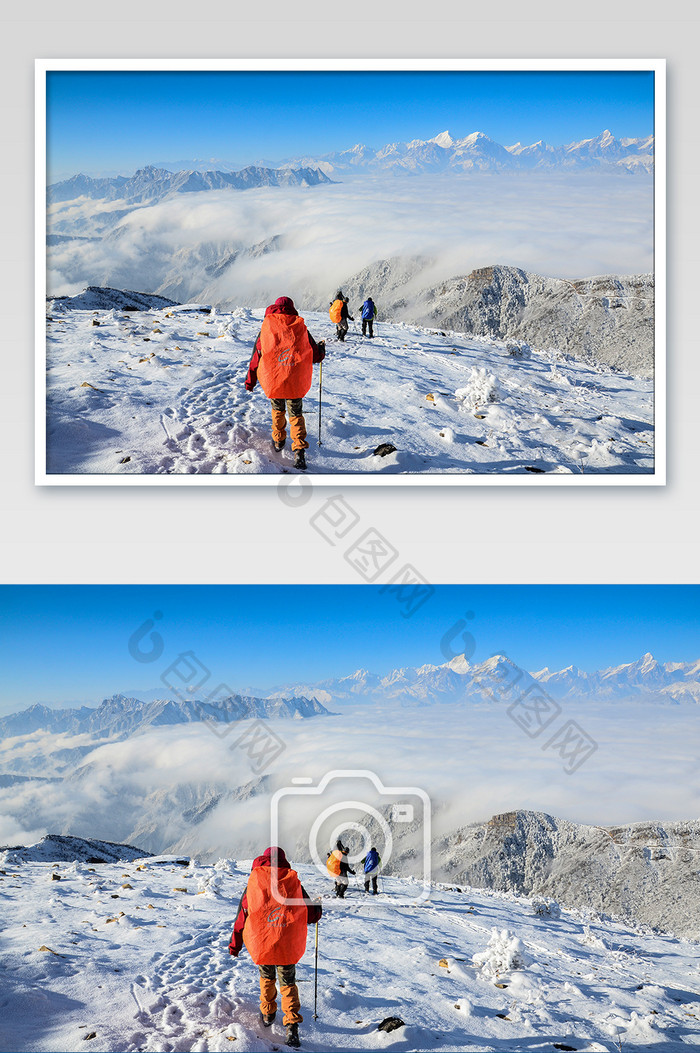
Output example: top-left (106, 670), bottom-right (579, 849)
top-left (317, 360), bottom-right (323, 447)
top-left (313, 921), bottom-right (319, 1020)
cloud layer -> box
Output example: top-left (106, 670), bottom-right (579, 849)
top-left (1, 697), bottom-right (696, 863)
top-left (47, 170), bottom-right (654, 309)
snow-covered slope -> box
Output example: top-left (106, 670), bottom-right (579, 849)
top-left (44, 294), bottom-right (654, 476)
top-left (1, 834), bottom-right (150, 865)
top-left (1, 850), bottom-right (697, 1053)
top-left (436, 810), bottom-right (700, 940)
top-left (337, 261), bottom-right (655, 377)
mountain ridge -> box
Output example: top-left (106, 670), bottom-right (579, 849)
top-left (267, 650), bottom-right (700, 706)
top-left (0, 691), bottom-right (331, 740)
top-left (282, 128), bottom-right (654, 176)
top-left (47, 163), bottom-right (334, 207)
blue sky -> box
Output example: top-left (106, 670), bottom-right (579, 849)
top-left (46, 69), bottom-right (655, 181)
top-left (0, 585), bottom-right (696, 712)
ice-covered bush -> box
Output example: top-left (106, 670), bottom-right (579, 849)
top-left (455, 367), bottom-right (501, 410)
top-left (472, 927), bottom-right (528, 978)
top-left (532, 897), bottom-right (561, 919)
top-left (506, 340), bottom-right (532, 359)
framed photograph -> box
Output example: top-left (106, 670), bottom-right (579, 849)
top-left (36, 59), bottom-right (665, 485)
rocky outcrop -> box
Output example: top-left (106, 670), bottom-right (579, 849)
top-left (0, 834), bottom-right (150, 864)
top-left (339, 259), bottom-right (655, 377)
top-left (436, 810), bottom-right (700, 938)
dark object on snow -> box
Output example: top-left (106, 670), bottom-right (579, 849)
top-left (260, 1010), bottom-right (276, 1027)
top-left (377, 1017), bottom-right (405, 1033)
top-left (119, 456), bottom-right (131, 464)
top-left (553, 1045), bottom-right (577, 1051)
top-left (91, 319), bottom-right (100, 326)
top-left (294, 450), bottom-right (307, 471)
top-left (524, 466), bottom-right (546, 474)
top-left (373, 443), bottom-right (397, 457)
top-left (286, 1022), bottom-right (300, 1047)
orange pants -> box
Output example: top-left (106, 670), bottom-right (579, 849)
top-left (258, 964), bottom-right (302, 1025)
top-left (270, 398), bottom-right (308, 451)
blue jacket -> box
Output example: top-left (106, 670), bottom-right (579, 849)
top-left (362, 849), bottom-right (380, 874)
top-left (361, 299), bottom-right (376, 321)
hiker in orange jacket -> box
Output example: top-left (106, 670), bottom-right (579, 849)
top-left (229, 845), bottom-right (322, 1049)
top-left (245, 296), bottom-right (325, 471)
top-left (329, 290), bottom-right (353, 342)
top-left (326, 839), bottom-right (355, 898)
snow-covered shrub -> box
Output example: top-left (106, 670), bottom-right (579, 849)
top-left (506, 340), bottom-right (532, 359)
top-left (579, 925), bottom-right (607, 951)
top-left (531, 897), bottom-right (561, 919)
top-left (455, 367), bottom-right (501, 410)
top-left (214, 857), bottom-right (234, 872)
top-left (472, 927), bottom-right (528, 978)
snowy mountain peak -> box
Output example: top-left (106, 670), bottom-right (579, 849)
top-left (446, 653), bottom-right (471, 674)
top-left (430, 130), bottom-right (454, 148)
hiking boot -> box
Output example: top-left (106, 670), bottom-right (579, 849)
top-left (286, 1023), bottom-right (300, 1048)
top-left (260, 1011), bottom-right (276, 1027)
top-left (294, 450), bottom-right (306, 471)
top-left (272, 438), bottom-right (286, 452)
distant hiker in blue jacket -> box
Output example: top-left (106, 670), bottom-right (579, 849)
top-left (361, 846), bottom-right (381, 894)
top-left (360, 297), bottom-right (377, 338)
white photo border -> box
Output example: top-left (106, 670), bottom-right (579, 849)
top-left (35, 57), bottom-right (666, 487)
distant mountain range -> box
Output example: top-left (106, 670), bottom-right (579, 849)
top-left (284, 128), bottom-right (654, 176)
top-left (268, 652), bottom-right (700, 706)
top-left (46, 163), bottom-right (334, 207)
top-left (46, 130), bottom-right (653, 214)
top-left (4, 653), bottom-right (698, 739)
top-left (0, 692), bottom-right (331, 740)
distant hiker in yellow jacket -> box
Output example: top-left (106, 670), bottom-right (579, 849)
top-left (329, 290), bottom-right (353, 342)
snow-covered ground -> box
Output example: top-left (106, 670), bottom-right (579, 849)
top-left (1, 852), bottom-right (698, 1053)
top-left (44, 300), bottom-right (654, 477)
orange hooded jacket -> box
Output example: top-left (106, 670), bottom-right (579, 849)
top-left (245, 297), bottom-right (325, 399)
top-left (229, 847), bottom-right (322, 965)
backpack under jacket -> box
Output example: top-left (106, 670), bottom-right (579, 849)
top-left (242, 865), bottom-right (308, 966)
top-left (326, 849), bottom-right (342, 876)
top-left (257, 314), bottom-right (314, 400)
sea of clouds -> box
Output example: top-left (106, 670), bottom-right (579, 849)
top-left (46, 169), bottom-right (654, 310)
top-left (1, 695), bottom-right (697, 861)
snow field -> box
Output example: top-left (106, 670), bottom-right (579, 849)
top-left (45, 302), bottom-right (654, 475)
top-left (1, 856), bottom-right (698, 1052)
